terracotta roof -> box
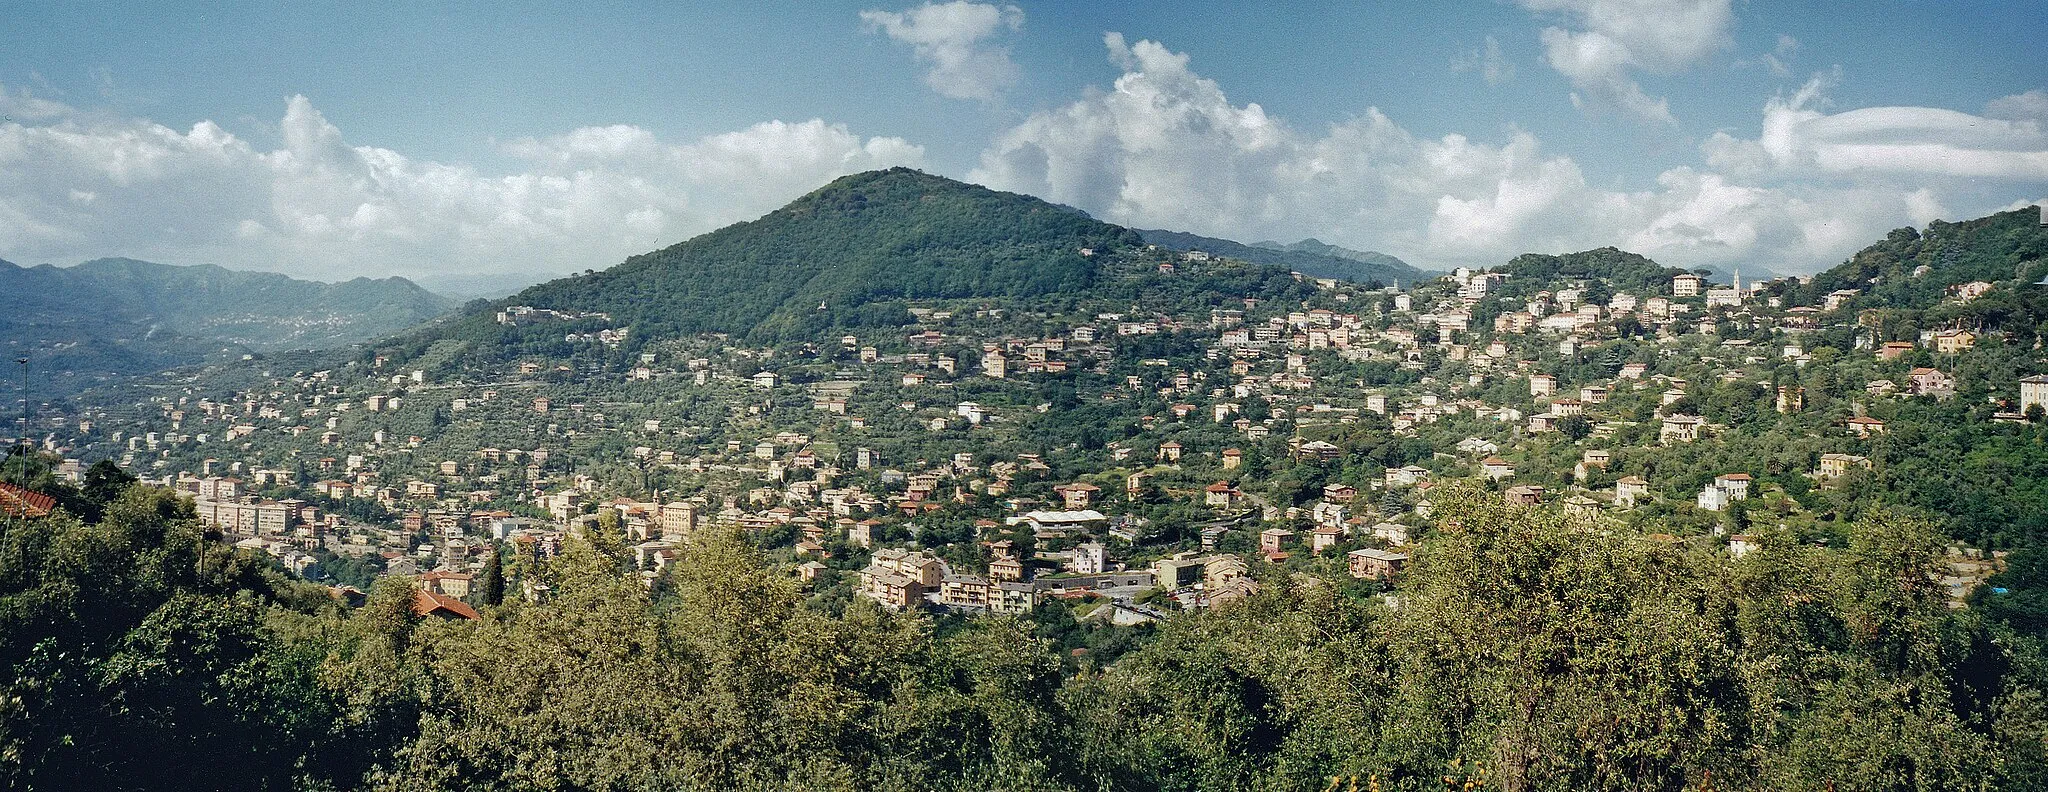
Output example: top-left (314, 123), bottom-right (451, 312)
top-left (412, 589), bottom-right (479, 620)
top-left (0, 482), bottom-right (56, 518)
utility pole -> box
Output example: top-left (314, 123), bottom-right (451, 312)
top-left (11, 357), bottom-right (25, 459)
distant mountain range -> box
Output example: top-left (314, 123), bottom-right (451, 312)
top-left (1136, 228), bottom-right (1432, 285)
top-left (1, 257), bottom-right (456, 400)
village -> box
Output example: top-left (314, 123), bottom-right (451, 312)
top-left (29, 243), bottom-right (2037, 618)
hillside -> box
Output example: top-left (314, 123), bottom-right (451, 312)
top-left (1136, 228), bottom-right (1430, 285)
top-left (397, 168), bottom-right (1144, 359)
top-left (1779, 207), bottom-right (2048, 320)
top-left (0, 257), bottom-right (456, 399)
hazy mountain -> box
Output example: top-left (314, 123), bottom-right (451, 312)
top-left (0, 257), bottom-right (456, 399)
top-left (1136, 228), bottom-right (1431, 285)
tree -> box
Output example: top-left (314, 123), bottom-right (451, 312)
top-left (1557, 414), bottom-right (1593, 441)
top-left (477, 551), bottom-right (506, 607)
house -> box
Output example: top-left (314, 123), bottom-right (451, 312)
top-left (1877, 341), bottom-right (1916, 361)
top-left (2023, 375), bottom-right (2048, 415)
top-left (797, 560), bottom-right (829, 582)
top-left (1615, 476), bottom-right (1650, 507)
top-left (1348, 548), bottom-right (1410, 580)
top-left (1311, 526), bottom-right (1343, 553)
top-left (412, 589), bottom-right (480, 620)
top-left (0, 482), bottom-right (56, 518)
top-left (1221, 448), bottom-right (1243, 470)
top-left (418, 570), bottom-right (474, 599)
top-left (1503, 485), bottom-right (1545, 506)
top-left (1529, 374), bottom-right (1557, 398)
top-left (1157, 441), bottom-right (1184, 463)
top-left (1259, 528), bottom-right (1294, 555)
top-left (1203, 481), bottom-right (1242, 508)
top-left (988, 556), bottom-right (1026, 583)
top-left (1845, 416), bottom-right (1888, 437)
top-left (1054, 482), bottom-right (1101, 510)
top-left (751, 371), bottom-right (781, 388)
top-left (1481, 457), bottom-right (1515, 481)
top-left (1818, 454), bottom-right (1870, 479)
top-left (1697, 473), bottom-right (1751, 512)
top-left (1660, 415), bottom-right (1704, 443)
top-left (1322, 484), bottom-right (1357, 503)
top-left (1934, 329), bottom-right (1977, 354)
top-left (1907, 368), bottom-right (1955, 398)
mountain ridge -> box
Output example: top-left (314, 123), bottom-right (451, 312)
top-left (1135, 228), bottom-right (1431, 285)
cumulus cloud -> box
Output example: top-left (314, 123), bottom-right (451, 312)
top-left (861, 1), bottom-right (1024, 102)
top-left (1517, 0), bottom-right (1733, 123)
top-left (0, 94), bottom-right (923, 282)
top-left (1451, 36), bottom-right (1516, 86)
top-left (973, 34), bottom-right (2033, 275)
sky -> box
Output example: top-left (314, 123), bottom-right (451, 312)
top-left (1, 1), bottom-right (2043, 294)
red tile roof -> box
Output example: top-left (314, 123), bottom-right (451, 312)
top-left (411, 589), bottom-right (479, 620)
top-left (0, 482), bottom-right (55, 518)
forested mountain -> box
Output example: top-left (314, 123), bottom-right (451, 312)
top-left (1136, 228), bottom-right (1431, 285)
top-left (0, 257), bottom-right (456, 399)
top-left (1768, 206), bottom-right (2048, 326)
top-left (471, 168), bottom-right (1140, 344)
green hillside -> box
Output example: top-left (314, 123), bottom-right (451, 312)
top-left (506, 168), bottom-right (1137, 340)
top-left (1774, 207), bottom-right (2048, 322)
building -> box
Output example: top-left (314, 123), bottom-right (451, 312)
top-left (1672, 274), bottom-right (1703, 297)
top-left (1347, 548), bottom-right (1409, 580)
top-left (1612, 476), bottom-right (1650, 508)
top-left (1203, 481), bottom-right (1242, 508)
top-left (1697, 473), bottom-right (1752, 512)
top-left (1818, 454), bottom-right (1870, 479)
top-left (2022, 375), bottom-right (2048, 415)
top-left (1934, 329), bottom-right (1977, 354)
top-left (1906, 368), bottom-right (1955, 398)
top-left (1071, 542), bottom-right (1108, 575)
top-left (1054, 482), bottom-right (1101, 510)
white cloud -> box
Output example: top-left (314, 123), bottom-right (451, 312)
top-left (1451, 36), bottom-right (1516, 86)
top-left (1517, 0), bottom-right (1733, 123)
top-left (1987, 89), bottom-right (2048, 122)
top-left (974, 34), bottom-right (2031, 275)
top-left (861, 1), bottom-right (1024, 102)
top-left (1708, 73), bottom-right (2048, 181)
top-left (0, 94), bottom-right (923, 281)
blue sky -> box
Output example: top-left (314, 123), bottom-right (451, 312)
top-left (1, 1), bottom-right (2043, 291)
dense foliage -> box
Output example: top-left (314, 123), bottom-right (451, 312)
top-left (3, 480), bottom-right (2043, 791)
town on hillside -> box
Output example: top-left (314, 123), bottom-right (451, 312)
top-left (13, 211), bottom-right (2042, 622)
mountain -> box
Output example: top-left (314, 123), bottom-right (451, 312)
top-left (1783, 207), bottom-right (2048, 314)
top-left (1136, 228), bottom-right (1431, 285)
top-left (403, 168), bottom-right (1143, 356)
top-left (0, 257), bottom-right (457, 399)
top-left (1253, 238), bottom-right (1418, 275)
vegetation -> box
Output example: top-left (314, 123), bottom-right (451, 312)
top-left (2, 481), bottom-right (2043, 790)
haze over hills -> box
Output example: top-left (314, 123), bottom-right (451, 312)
top-left (1, 257), bottom-right (457, 399)
top-left (1135, 228), bottom-right (1431, 285)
